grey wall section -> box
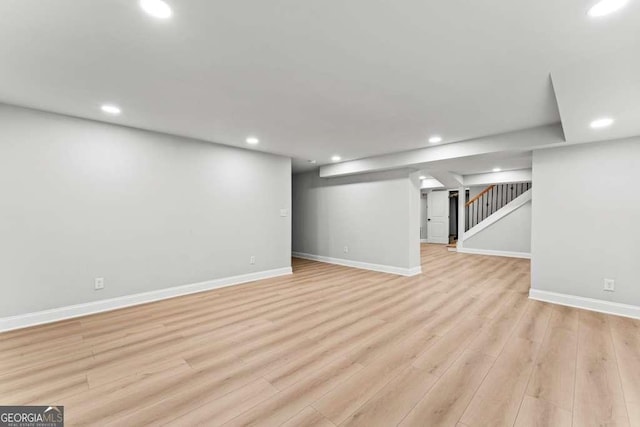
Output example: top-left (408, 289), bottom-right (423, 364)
top-left (467, 186), bottom-right (486, 201)
top-left (531, 138), bottom-right (640, 306)
top-left (464, 201), bottom-right (532, 253)
top-left (408, 173), bottom-right (421, 267)
top-left (292, 170), bottom-right (420, 270)
top-left (0, 104), bottom-right (291, 317)
top-left (420, 193), bottom-right (428, 240)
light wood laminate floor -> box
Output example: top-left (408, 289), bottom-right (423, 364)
top-left (1, 244), bottom-right (639, 426)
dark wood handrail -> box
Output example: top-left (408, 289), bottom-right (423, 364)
top-left (465, 185), bottom-right (494, 207)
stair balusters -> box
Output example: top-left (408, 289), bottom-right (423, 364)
top-left (465, 182), bottom-right (531, 231)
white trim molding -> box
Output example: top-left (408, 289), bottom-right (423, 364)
top-left (420, 239), bottom-right (428, 243)
top-left (463, 189), bottom-right (532, 241)
top-left (529, 289), bottom-right (640, 320)
top-left (456, 247), bottom-right (531, 259)
top-left (463, 169), bottom-right (532, 187)
top-left (0, 267), bottom-right (292, 333)
top-left (292, 252), bottom-right (422, 277)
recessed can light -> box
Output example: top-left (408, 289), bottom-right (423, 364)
top-left (590, 117), bottom-right (614, 129)
top-left (428, 136), bottom-right (442, 144)
top-left (101, 104), bottom-right (121, 115)
top-left (331, 155), bottom-right (341, 162)
top-left (492, 168), bottom-right (502, 172)
top-left (308, 160), bottom-right (317, 164)
top-left (246, 137), bottom-right (259, 145)
top-left (140, 0), bottom-right (173, 19)
top-left (588, 0), bottom-right (628, 17)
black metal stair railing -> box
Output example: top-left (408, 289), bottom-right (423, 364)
top-left (465, 182), bottom-right (531, 231)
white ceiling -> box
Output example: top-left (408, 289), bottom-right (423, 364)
top-left (440, 152), bottom-right (532, 176)
top-left (417, 151), bottom-right (532, 189)
top-left (0, 0), bottom-right (638, 172)
top-left (551, 48), bottom-right (640, 143)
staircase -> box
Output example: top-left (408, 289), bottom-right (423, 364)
top-left (465, 182), bottom-right (531, 231)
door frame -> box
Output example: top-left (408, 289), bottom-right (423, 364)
top-left (426, 190), bottom-right (450, 244)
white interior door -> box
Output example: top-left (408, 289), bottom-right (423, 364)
top-left (426, 191), bottom-right (450, 244)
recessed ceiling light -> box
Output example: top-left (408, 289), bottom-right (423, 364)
top-left (419, 176), bottom-right (427, 180)
top-left (308, 160), bottom-right (317, 164)
top-left (428, 136), bottom-right (442, 144)
top-left (101, 104), bottom-right (121, 115)
top-left (590, 117), bottom-right (614, 129)
top-left (140, 0), bottom-right (173, 19)
top-left (246, 136), bottom-right (259, 145)
top-left (588, 0), bottom-right (628, 17)
top-left (331, 155), bottom-right (341, 162)
top-left (492, 168), bottom-right (502, 172)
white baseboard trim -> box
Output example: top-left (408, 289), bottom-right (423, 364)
top-left (456, 247), bottom-right (531, 259)
top-left (529, 289), bottom-right (640, 320)
top-left (0, 267), bottom-right (293, 333)
top-left (420, 239), bottom-right (428, 243)
top-left (292, 252), bottom-right (421, 277)
top-left (463, 190), bottom-right (532, 241)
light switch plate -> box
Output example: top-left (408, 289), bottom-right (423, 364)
top-left (604, 278), bottom-right (615, 292)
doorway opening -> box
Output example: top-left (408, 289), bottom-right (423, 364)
top-left (421, 189), bottom-right (466, 245)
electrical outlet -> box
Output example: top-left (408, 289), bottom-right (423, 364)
top-left (250, 256), bottom-right (256, 265)
top-left (94, 277), bottom-right (104, 290)
top-left (343, 246), bottom-right (349, 253)
top-left (604, 278), bottom-right (615, 292)
top-left (280, 209), bottom-right (288, 217)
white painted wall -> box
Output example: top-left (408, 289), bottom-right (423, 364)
top-left (408, 172), bottom-right (421, 265)
top-left (463, 201), bottom-right (532, 253)
top-left (0, 104), bottom-right (291, 318)
top-left (420, 193), bottom-right (428, 240)
top-left (531, 138), bottom-right (640, 306)
top-left (292, 170), bottom-right (420, 271)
